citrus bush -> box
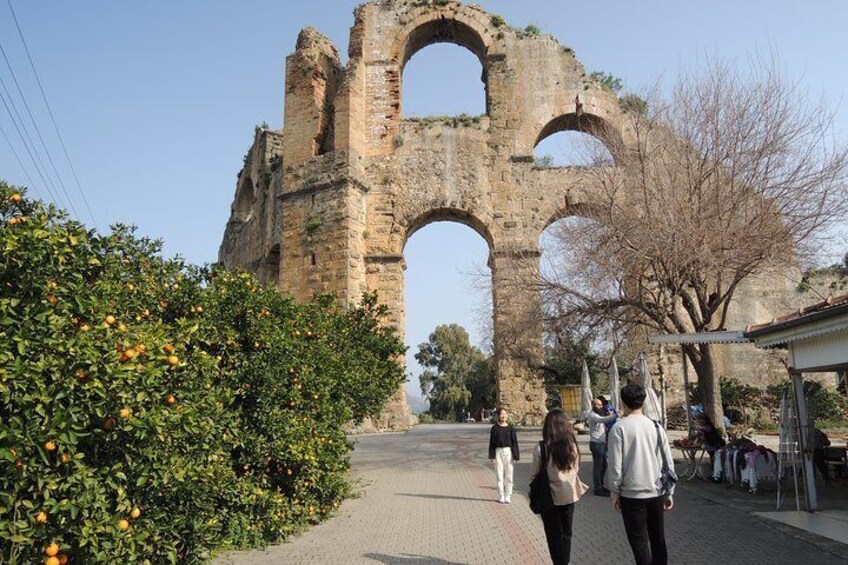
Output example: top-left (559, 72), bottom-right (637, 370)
top-left (0, 182), bottom-right (405, 563)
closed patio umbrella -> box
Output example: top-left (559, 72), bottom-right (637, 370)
top-left (580, 359), bottom-right (593, 420)
top-left (638, 351), bottom-right (663, 423)
top-left (608, 357), bottom-right (621, 412)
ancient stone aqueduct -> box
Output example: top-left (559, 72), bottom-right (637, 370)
top-left (219, 0), bottom-right (795, 427)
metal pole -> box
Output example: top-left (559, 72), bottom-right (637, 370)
top-left (791, 372), bottom-right (818, 511)
top-left (681, 346), bottom-right (693, 435)
top-left (660, 344), bottom-right (667, 428)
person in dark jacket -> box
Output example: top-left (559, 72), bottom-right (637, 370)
top-left (489, 407), bottom-right (520, 503)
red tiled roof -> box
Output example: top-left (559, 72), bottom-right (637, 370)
top-left (745, 292), bottom-right (848, 337)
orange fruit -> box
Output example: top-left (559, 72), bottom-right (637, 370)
top-left (166, 395), bottom-right (176, 405)
top-left (130, 507), bottom-right (141, 519)
top-left (46, 557), bottom-right (60, 565)
top-left (80, 323), bottom-right (90, 332)
top-left (44, 441), bottom-right (56, 452)
top-left (135, 344), bottom-right (146, 354)
top-left (119, 408), bottom-right (131, 419)
top-left (163, 344), bottom-right (175, 354)
top-left (36, 511), bottom-right (48, 524)
top-left (9, 193), bottom-right (22, 203)
top-left (166, 355), bottom-right (179, 366)
top-left (59, 556), bottom-right (69, 565)
top-left (196, 306), bottom-right (203, 313)
top-left (104, 315), bottom-right (116, 326)
top-left (45, 542), bottom-right (59, 556)
top-left (75, 368), bottom-right (88, 379)
top-left (103, 417), bottom-right (116, 430)
top-left (124, 348), bottom-right (137, 360)
top-left (61, 452), bottom-right (71, 463)
top-left (117, 518), bottom-right (129, 531)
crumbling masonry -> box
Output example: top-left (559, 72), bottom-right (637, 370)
top-left (219, 0), bottom-right (804, 428)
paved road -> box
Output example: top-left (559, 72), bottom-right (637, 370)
top-left (212, 424), bottom-right (847, 565)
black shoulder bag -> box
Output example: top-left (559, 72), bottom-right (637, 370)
top-left (529, 441), bottom-right (554, 514)
top-left (653, 421), bottom-right (678, 497)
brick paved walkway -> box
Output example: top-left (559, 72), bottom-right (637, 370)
top-left (211, 425), bottom-right (848, 564)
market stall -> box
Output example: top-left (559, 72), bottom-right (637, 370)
top-left (745, 292), bottom-right (848, 512)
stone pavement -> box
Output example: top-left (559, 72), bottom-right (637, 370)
top-left (211, 425), bottom-right (848, 565)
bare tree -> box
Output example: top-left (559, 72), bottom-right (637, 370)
top-left (536, 57), bottom-right (848, 427)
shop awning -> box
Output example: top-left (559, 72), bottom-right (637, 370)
top-left (647, 330), bottom-right (751, 345)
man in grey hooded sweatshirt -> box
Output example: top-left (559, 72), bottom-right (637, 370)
top-left (607, 384), bottom-right (676, 565)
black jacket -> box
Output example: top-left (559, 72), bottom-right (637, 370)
top-left (489, 424), bottom-right (520, 461)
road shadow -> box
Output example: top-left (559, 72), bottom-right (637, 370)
top-left (364, 553), bottom-right (467, 565)
top-left (395, 492), bottom-right (496, 502)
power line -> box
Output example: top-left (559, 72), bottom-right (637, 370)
top-left (6, 0), bottom-right (97, 228)
top-left (0, 58), bottom-right (64, 209)
top-left (0, 38), bottom-right (80, 219)
top-left (0, 84), bottom-right (60, 205)
top-left (0, 120), bottom-right (42, 199)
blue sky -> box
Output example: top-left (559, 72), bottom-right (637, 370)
top-left (1, 1), bottom-right (847, 398)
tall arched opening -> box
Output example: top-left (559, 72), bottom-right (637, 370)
top-left (539, 214), bottom-right (619, 410)
top-left (403, 215), bottom-right (494, 421)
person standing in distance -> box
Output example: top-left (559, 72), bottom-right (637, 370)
top-left (588, 397), bottom-right (618, 496)
top-left (489, 407), bottom-right (519, 503)
top-left (607, 384), bottom-right (676, 565)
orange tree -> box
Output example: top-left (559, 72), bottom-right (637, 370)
top-left (0, 181), bottom-right (405, 564)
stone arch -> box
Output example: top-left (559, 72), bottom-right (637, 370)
top-left (232, 175), bottom-right (255, 223)
top-left (535, 112), bottom-right (624, 162)
top-left (402, 207), bottom-right (494, 254)
top-left (394, 15), bottom-right (492, 71)
top-left (540, 202), bottom-right (606, 234)
top-left (391, 11), bottom-right (496, 116)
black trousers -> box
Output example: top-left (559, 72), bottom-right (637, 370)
top-left (619, 496), bottom-right (667, 565)
top-left (813, 449), bottom-right (829, 481)
top-left (589, 440), bottom-right (607, 491)
top-left (541, 503), bottom-right (574, 565)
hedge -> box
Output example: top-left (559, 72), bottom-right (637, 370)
top-left (0, 182), bottom-right (405, 564)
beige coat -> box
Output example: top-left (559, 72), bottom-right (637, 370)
top-left (531, 442), bottom-right (589, 506)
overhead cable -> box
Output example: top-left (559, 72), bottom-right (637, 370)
top-left (0, 38), bottom-right (79, 218)
top-left (6, 0), bottom-right (97, 227)
top-left (0, 120), bottom-right (41, 198)
top-left (0, 84), bottom-right (60, 205)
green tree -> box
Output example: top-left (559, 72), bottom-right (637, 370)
top-left (0, 182), bottom-right (404, 563)
top-left (589, 71), bottom-right (623, 93)
top-left (541, 328), bottom-right (608, 409)
top-left (415, 324), bottom-right (494, 421)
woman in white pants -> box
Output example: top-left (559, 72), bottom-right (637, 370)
top-left (488, 408), bottom-right (520, 503)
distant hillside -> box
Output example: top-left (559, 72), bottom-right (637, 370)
top-left (407, 395), bottom-right (430, 415)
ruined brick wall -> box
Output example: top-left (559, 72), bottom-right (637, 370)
top-left (219, 0), bottom-right (807, 428)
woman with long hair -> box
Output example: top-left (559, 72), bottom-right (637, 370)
top-left (531, 409), bottom-right (589, 564)
top-left (488, 407), bottom-right (520, 503)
